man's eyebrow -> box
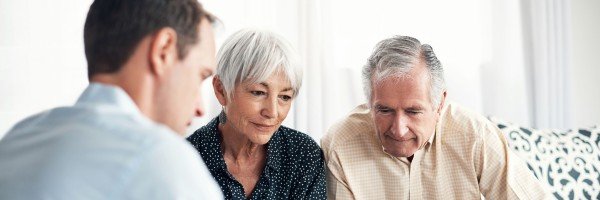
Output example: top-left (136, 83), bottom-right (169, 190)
top-left (405, 105), bottom-right (425, 110)
top-left (374, 104), bottom-right (391, 109)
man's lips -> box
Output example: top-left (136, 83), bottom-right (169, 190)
top-left (386, 134), bottom-right (415, 142)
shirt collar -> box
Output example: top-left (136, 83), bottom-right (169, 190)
top-left (75, 82), bottom-right (142, 116)
top-left (197, 118), bottom-right (227, 173)
top-left (265, 129), bottom-right (283, 172)
top-left (424, 128), bottom-right (436, 150)
top-left (418, 107), bottom-right (444, 152)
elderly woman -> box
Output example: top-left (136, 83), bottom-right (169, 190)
top-left (187, 29), bottom-right (326, 199)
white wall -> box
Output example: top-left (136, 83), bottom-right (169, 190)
top-left (0, 0), bottom-right (93, 138)
top-left (570, 0), bottom-right (600, 128)
top-left (478, 0), bottom-right (531, 126)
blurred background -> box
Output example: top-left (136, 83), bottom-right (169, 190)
top-left (1, 0), bottom-right (598, 141)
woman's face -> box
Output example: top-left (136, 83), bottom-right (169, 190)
top-left (219, 71), bottom-right (294, 144)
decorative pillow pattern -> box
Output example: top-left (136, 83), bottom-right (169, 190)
top-left (488, 117), bottom-right (600, 200)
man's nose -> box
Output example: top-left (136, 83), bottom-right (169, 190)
top-left (391, 114), bottom-right (409, 137)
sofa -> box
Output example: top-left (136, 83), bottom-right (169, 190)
top-left (489, 117), bottom-right (600, 200)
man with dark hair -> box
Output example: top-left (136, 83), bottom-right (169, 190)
top-left (0, 0), bottom-right (222, 199)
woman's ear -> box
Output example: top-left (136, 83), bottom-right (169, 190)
top-left (213, 76), bottom-right (228, 106)
top-left (148, 27), bottom-right (178, 77)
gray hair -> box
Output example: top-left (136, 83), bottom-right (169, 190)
top-left (216, 28), bottom-right (302, 100)
top-left (362, 36), bottom-right (446, 109)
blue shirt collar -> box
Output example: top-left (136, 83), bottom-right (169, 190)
top-left (75, 83), bottom-right (143, 118)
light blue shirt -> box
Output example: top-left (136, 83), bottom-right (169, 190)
top-left (0, 83), bottom-right (222, 199)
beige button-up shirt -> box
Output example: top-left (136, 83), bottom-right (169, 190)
top-left (321, 103), bottom-right (549, 199)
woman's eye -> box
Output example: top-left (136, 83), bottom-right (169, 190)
top-left (279, 95), bottom-right (292, 101)
top-left (251, 91), bottom-right (266, 96)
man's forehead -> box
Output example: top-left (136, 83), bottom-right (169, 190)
top-left (371, 77), bottom-right (432, 108)
top-left (197, 18), bottom-right (214, 41)
top-left (372, 98), bottom-right (428, 108)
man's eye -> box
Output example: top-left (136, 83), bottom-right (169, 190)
top-left (199, 71), bottom-right (212, 80)
top-left (406, 110), bottom-right (421, 115)
top-left (251, 91), bottom-right (266, 96)
top-left (377, 109), bottom-right (393, 114)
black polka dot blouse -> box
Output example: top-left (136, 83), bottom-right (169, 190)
top-left (186, 117), bottom-right (326, 200)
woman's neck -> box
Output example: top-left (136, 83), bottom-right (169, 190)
top-left (218, 123), bottom-right (265, 162)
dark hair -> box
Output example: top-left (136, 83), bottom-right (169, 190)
top-left (84, 0), bottom-right (215, 79)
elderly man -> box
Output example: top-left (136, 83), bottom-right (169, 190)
top-left (0, 0), bottom-right (221, 199)
top-left (322, 36), bottom-right (548, 199)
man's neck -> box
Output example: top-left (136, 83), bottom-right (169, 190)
top-left (90, 73), bottom-right (155, 122)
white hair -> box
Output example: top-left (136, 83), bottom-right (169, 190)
top-left (362, 36), bottom-right (446, 109)
top-left (216, 28), bottom-right (302, 100)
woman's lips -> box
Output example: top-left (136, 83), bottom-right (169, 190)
top-left (252, 122), bottom-right (276, 132)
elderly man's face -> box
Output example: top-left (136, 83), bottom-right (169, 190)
top-left (371, 61), bottom-right (442, 158)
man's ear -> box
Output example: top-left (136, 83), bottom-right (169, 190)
top-left (149, 27), bottom-right (178, 77)
top-left (436, 90), bottom-right (447, 115)
top-left (213, 76), bottom-right (228, 106)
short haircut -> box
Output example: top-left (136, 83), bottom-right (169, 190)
top-left (363, 35), bottom-right (446, 109)
top-left (216, 29), bottom-right (302, 100)
top-left (84, 0), bottom-right (215, 79)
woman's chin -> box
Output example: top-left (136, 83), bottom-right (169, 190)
top-left (249, 132), bottom-right (276, 145)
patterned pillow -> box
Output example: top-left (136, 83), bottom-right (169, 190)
top-left (488, 117), bottom-right (600, 200)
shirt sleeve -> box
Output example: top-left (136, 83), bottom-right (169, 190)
top-left (323, 148), bottom-right (355, 200)
top-left (120, 137), bottom-right (223, 200)
top-left (476, 122), bottom-right (551, 200)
